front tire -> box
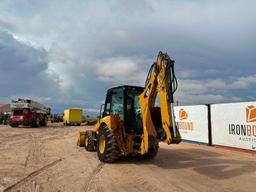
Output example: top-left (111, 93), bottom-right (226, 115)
top-left (10, 123), bottom-right (18, 128)
top-left (97, 126), bottom-right (119, 163)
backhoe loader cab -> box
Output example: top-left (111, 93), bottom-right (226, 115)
top-left (101, 85), bottom-right (144, 134)
top-left (81, 51), bottom-right (181, 163)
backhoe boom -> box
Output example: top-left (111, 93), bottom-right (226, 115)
top-left (138, 51), bottom-right (181, 154)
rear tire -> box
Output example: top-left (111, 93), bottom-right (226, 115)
top-left (97, 126), bottom-right (119, 163)
top-left (36, 117), bottom-right (40, 127)
top-left (31, 117), bottom-right (40, 127)
top-left (85, 130), bottom-right (95, 151)
top-left (41, 117), bottom-right (47, 126)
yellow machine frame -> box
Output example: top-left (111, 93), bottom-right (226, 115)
top-left (93, 51), bottom-right (181, 157)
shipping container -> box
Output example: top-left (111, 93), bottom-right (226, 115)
top-left (63, 108), bottom-right (82, 126)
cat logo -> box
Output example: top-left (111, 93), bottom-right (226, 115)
top-left (246, 105), bottom-right (256, 123)
top-left (179, 108), bottom-right (188, 120)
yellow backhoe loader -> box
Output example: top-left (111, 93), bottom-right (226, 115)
top-left (78, 51), bottom-right (181, 162)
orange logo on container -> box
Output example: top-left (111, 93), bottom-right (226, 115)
top-left (246, 105), bottom-right (256, 123)
top-left (179, 108), bottom-right (188, 120)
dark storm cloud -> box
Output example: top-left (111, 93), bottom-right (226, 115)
top-left (0, 31), bottom-right (61, 99)
top-left (0, 0), bottom-right (256, 113)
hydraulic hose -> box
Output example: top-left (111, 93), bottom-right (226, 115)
top-left (160, 53), bottom-right (178, 103)
top-left (144, 53), bottom-right (178, 103)
top-left (145, 62), bottom-right (157, 87)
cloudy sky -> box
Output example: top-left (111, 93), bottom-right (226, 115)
top-left (0, 0), bottom-right (255, 115)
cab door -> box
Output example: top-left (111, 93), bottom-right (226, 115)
top-left (103, 87), bottom-right (124, 120)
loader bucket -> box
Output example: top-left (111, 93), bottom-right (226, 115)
top-left (77, 131), bottom-right (85, 147)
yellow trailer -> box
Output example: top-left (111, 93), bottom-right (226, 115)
top-left (63, 108), bottom-right (83, 126)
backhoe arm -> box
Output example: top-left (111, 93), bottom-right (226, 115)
top-left (138, 51), bottom-right (181, 154)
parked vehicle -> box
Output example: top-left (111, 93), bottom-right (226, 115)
top-left (63, 108), bottom-right (82, 126)
top-left (9, 99), bottom-right (50, 128)
top-left (1, 112), bottom-right (10, 125)
top-left (50, 114), bottom-right (63, 123)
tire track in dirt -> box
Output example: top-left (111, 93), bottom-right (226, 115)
top-left (83, 162), bottom-right (105, 192)
top-left (22, 128), bottom-right (78, 175)
top-left (3, 158), bottom-right (62, 192)
top-left (0, 132), bottom-right (31, 146)
top-left (117, 164), bottom-right (160, 191)
top-left (24, 134), bottom-right (43, 171)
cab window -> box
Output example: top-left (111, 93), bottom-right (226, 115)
top-left (110, 88), bottom-right (124, 120)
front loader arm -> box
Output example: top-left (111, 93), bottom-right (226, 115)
top-left (138, 51), bottom-right (181, 154)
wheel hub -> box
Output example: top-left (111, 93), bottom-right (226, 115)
top-left (99, 135), bottom-right (106, 154)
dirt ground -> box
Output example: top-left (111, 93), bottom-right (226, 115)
top-left (0, 123), bottom-right (255, 192)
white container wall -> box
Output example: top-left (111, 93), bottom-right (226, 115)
top-left (174, 105), bottom-right (209, 144)
top-left (211, 101), bottom-right (256, 151)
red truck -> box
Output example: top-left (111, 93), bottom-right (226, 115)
top-left (9, 99), bottom-right (51, 128)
